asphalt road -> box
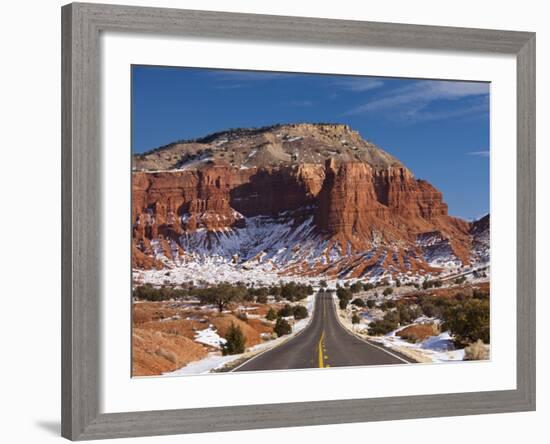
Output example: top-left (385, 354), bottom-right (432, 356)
top-left (234, 292), bottom-right (414, 372)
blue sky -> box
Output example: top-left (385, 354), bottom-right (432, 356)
top-left (132, 66), bottom-right (490, 220)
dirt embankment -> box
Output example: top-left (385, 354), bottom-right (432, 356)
top-left (132, 301), bottom-right (277, 376)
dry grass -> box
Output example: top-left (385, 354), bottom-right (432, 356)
top-left (132, 328), bottom-right (208, 376)
top-left (133, 302), bottom-right (195, 325)
top-left (210, 314), bottom-right (272, 347)
top-left (464, 339), bottom-right (490, 360)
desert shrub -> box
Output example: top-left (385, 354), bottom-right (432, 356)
top-left (256, 294), bottom-right (268, 304)
top-left (422, 279), bottom-right (443, 290)
top-left (351, 298), bottom-right (366, 307)
top-left (134, 284), bottom-right (189, 301)
top-left (418, 298), bottom-right (437, 317)
top-left (442, 298), bottom-right (490, 345)
top-left (319, 280), bottom-right (328, 288)
top-left (417, 295), bottom-right (456, 319)
top-left (380, 300), bottom-right (396, 311)
top-left (336, 287), bottom-right (352, 301)
top-left (274, 318), bottom-right (292, 337)
top-left (196, 283), bottom-right (247, 312)
top-left (454, 276), bottom-right (467, 285)
top-left (473, 289), bottom-right (489, 300)
top-left (383, 287), bottom-right (394, 296)
top-left (397, 304), bottom-right (422, 324)
top-left (277, 304), bottom-right (293, 318)
top-left (293, 305), bottom-right (309, 320)
top-left (366, 299), bottom-right (376, 309)
top-left (133, 284), bottom-right (157, 301)
top-left (454, 292), bottom-right (468, 302)
top-left (352, 314), bottom-right (361, 324)
top-left (265, 307), bottom-right (277, 321)
top-left (350, 282), bottom-right (363, 293)
top-left (368, 319), bottom-right (398, 336)
top-left (363, 282), bottom-right (374, 291)
top-left (255, 287), bottom-right (270, 297)
top-left (383, 310), bottom-right (400, 324)
top-left (464, 339), bottom-right (490, 360)
top-left (244, 286), bottom-right (268, 302)
top-left (395, 278), bottom-right (401, 287)
top-left (222, 323), bottom-right (246, 355)
top-left (339, 297), bottom-right (349, 310)
top-left (280, 282), bottom-right (312, 301)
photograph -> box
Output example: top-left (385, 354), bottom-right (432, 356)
top-left (131, 66), bottom-right (491, 377)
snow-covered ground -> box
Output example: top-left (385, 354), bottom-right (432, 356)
top-left (194, 325), bottom-right (226, 349)
top-left (164, 293), bottom-right (316, 376)
top-left (134, 207), bottom-right (491, 285)
top-left (133, 259), bottom-right (480, 289)
top-left (370, 328), bottom-right (466, 362)
top-left (166, 352), bottom-right (237, 376)
top-left (133, 261), bottom-right (314, 287)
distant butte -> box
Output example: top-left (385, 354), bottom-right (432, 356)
top-left (132, 123), bottom-right (489, 280)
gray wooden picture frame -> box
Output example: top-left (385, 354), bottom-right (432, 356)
top-left (61, 2), bottom-right (536, 440)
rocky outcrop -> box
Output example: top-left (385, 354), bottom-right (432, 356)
top-left (133, 123), bottom-right (403, 171)
top-left (132, 165), bottom-right (249, 241)
top-left (314, 160), bottom-right (458, 253)
top-left (132, 163), bottom-right (325, 239)
top-left (315, 160), bottom-right (387, 250)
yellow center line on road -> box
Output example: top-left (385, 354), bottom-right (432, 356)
top-left (317, 294), bottom-right (329, 368)
top-left (318, 330), bottom-right (326, 368)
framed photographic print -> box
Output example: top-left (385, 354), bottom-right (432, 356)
top-left (61, 2), bottom-right (536, 440)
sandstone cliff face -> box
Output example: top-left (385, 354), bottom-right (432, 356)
top-left (230, 164), bottom-right (325, 217)
top-left (131, 123), bottom-right (485, 278)
top-left (315, 160), bottom-right (386, 249)
top-left (133, 165), bottom-right (249, 240)
top-left (133, 163), bottom-right (325, 238)
top-left (133, 160), bottom-right (474, 274)
top-left (313, 160), bottom-right (457, 252)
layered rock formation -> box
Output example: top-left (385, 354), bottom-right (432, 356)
top-left (132, 123), bottom-right (488, 280)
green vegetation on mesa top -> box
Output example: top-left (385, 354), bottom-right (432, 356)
top-left (133, 122), bottom-right (404, 171)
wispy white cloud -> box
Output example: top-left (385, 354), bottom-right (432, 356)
top-left (332, 78), bottom-right (384, 92)
top-left (345, 80), bottom-right (489, 120)
top-left (467, 150), bottom-right (490, 157)
top-left (394, 97), bottom-right (489, 123)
